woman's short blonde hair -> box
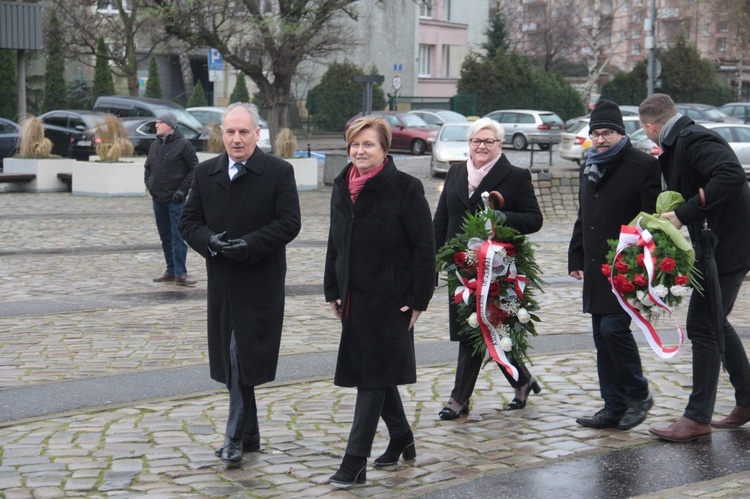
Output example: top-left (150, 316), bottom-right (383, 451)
top-left (467, 117), bottom-right (505, 142)
top-left (345, 115), bottom-right (392, 153)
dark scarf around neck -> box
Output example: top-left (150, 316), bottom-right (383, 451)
top-left (583, 136), bottom-right (629, 187)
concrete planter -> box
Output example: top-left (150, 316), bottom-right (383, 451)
top-left (3, 157), bottom-right (76, 192)
top-left (72, 158), bottom-right (147, 197)
top-left (197, 152), bottom-right (221, 163)
top-left (287, 157), bottom-right (318, 190)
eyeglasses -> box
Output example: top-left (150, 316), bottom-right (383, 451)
top-left (589, 130), bottom-right (616, 140)
top-left (469, 138), bottom-right (499, 147)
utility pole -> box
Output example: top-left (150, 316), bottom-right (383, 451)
top-left (646, 0), bottom-right (657, 95)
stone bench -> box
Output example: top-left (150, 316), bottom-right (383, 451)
top-left (1, 158), bottom-right (75, 192)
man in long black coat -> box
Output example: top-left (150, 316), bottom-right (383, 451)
top-left (640, 93), bottom-right (750, 442)
top-left (568, 100), bottom-right (661, 431)
top-left (179, 103), bottom-right (301, 463)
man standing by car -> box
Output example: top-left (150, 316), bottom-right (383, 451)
top-left (568, 99), bottom-right (662, 431)
top-left (179, 103), bottom-right (301, 464)
top-left (145, 112), bottom-right (199, 286)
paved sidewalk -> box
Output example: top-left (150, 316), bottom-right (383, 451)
top-left (1, 153), bottom-right (750, 497)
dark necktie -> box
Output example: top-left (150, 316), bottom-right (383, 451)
top-left (232, 162), bottom-right (243, 180)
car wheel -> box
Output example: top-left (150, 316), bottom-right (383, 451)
top-left (512, 134), bottom-right (528, 150)
top-left (411, 139), bottom-right (427, 155)
top-left (538, 143), bottom-right (551, 151)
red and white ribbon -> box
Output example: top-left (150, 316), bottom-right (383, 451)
top-left (454, 272), bottom-right (477, 305)
top-left (612, 220), bottom-right (684, 358)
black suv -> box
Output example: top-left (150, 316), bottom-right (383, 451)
top-left (93, 96), bottom-right (206, 131)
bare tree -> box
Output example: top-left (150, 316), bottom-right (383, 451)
top-left (52, 0), bottom-right (170, 96)
top-left (151, 0), bottom-right (360, 140)
top-left (723, 0), bottom-right (750, 100)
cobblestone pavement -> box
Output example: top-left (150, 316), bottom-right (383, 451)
top-left (1, 152), bottom-right (750, 497)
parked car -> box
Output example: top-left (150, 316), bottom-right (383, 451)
top-left (630, 128), bottom-right (661, 157)
top-left (93, 96), bottom-right (206, 131)
top-left (702, 122), bottom-right (750, 176)
top-left (0, 117), bottom-right (21, 167)
top-left (558, 116), bottom-right (642, 165)
top-left (344, 111), bottom-right (437, 155)
top-left (429, 121), bottom-right (472, 177)
top-left (483, 109), bottom-right (565, 150)
top-left (38, 110), bottom-right (110, 160)
top-left (187, 106), bottom-right (272, 153)
top-left (408, 109), bottom-right (468, 128)
top-left (717, 102), bottom-right (750, 123)
top-left (122, 118), bottom-right (208, 156)
top-left (674, 103), bottom-right (742, 123)
top-left (565, 105), bottom-right (639, 129)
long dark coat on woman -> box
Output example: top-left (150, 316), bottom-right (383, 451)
top-left (433, 155), bottom-right (544, 341)
top-left (324, 158), bottom-right (436, 388)
top-left (179, 149), bottom-right (301, 387)
top-left (567, 140), bottom-right (661, 314)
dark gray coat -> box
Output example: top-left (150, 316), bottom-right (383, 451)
top-left (144, 129), bottom-right (197, 203)
top-left (660, 116), bottom-right (750, 274)
top-left (433, 155), bottom-right (543, 341)
top-left (324, 158), bottom-right (436, 388)
top-left (568, 140), bottom-right (661, 314)
top-left (179, 148), bottom-right (301, 386)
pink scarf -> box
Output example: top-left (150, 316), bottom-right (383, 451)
top-left (348, 159), bottom-right (387, 203)
top-left (466, 154), bottom-right (501, 197)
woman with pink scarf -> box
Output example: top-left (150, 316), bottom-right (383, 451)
top-left (325, 116), bottom-right (436, 488)
top-left (433, 117), bottom-right (544, 420)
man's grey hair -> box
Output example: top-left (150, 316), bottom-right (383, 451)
top-left (222, 102), bottom-right (260, 129)
top-left (467, 117), bottom-right (505, 142)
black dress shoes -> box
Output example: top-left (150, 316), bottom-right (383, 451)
top-left (220, 436), bottom-right (243, 464)
top-left (438, 399), bottom-right (470, 420)
top-left (507, 377), bottom-right (541, 410)
top-left (329, 453), bottom-right (367, 489)
top-left (618, 392), bottom-right (654, 430)
top-left (215, 433), bottom-right (260, 457)
top-left (576, 408), bottom-right (625, 428)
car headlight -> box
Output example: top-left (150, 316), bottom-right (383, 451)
top-left (435, 150), bottom-right (452, 162)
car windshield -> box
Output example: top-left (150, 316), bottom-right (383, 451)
top-left (154, 108), bottom-right (204, 129)
top-left (630, 128), bottom-right (646, 141)
top-left (540, 113), bottom-right (563, 125)
top-left (704, 108), bottom-right (730, 120)
top-left (400, 114), bottom-right (430, 127)
top-left (437, 111), bottom-right (467, 122)
top-left (439, 125), bottom-right (470, 142)
top-left (567, 120), bottom-right (588, 134)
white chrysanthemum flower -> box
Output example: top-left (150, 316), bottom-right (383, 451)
top-left (500, 336), bottom-right (513, 352)
top-left (517, 308), bottom-right (530, 324)
top-left (653, 284), bottom-right (668, 298)
top-left (670, 285), bottom-right (691, 297)
top-left (637, 290), bottom-right (654, 307)
top-left (467, 312), bottom-right (478, 328)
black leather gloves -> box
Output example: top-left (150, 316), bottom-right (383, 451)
top-left (208, 231), bottom-right (229, 253)
top-left (172, 190), bottom-right (186, 204)
top-left (222, 239), bottom-right (249, 261)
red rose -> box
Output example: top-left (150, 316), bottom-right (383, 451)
top-left (454, 251), bottom-right (466, 267)
top-left (601, 263), bottom-right (611, 276)
top-left (634, 274), bottom-right (647, 287)
top-left (659, 258), bottom-right (676, 273)
top-left (613, 275), bottom-right (636, 294)
top-left (675, 275), bottom-right (689, 286)
top-left (488, 302), bottom-right (509, 326)
top-left (489, 281), bottom-right (501, 297)
top-left (636, 254), bottom-right (645, 267)
top-left (615, 260), bottom-right (630, 274)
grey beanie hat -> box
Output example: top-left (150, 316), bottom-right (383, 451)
top-left (159, 112), bottom-right (178, 130)
top-left (589, 99), bottom-right (626, 135)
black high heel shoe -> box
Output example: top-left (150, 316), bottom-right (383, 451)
top-left (329, 453), bottom-right (367, 489)
top-left (374, 429), bottom-right (416, 467)
top-left (507, 377), bottom-right (541, 411)
top-left (438, 399), bottom-right (470, 420)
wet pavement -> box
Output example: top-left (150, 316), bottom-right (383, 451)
top-left (2, 144), bottom-right (750, 497)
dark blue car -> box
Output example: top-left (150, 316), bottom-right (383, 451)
top-left (0, 117), bottom-right (21, 167)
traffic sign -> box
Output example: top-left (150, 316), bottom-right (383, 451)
top-left (392, 75), bottom-right (402, 91)
top-left (209, 70), bottom-right (223, 82)
top-left (208, 48), bottom-right (224, 71)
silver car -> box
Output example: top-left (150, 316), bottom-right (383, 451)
top-left (483, 109), bottom-right (564, 150)
top-left (429, 122), bottom-right (472, 177)
top-left (702, 123), bottom-right (750, 176)
top-left (187, 106), bottom-right (273, 154)
top-left (558, 116), bottom-right (641, 165)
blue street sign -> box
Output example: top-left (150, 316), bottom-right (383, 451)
top-left (208, 48), bottom-right (224, 71)
top-left (393, 63), bottom-right (402, 71)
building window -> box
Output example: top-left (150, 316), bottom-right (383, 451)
top-left (443, 0), bottom-right (451, 21)
top-left (719, 21), bottom-right (729, 32)
top-left (97, 0), bottom-right (130, 13)
top-left (419, 44), bottom-right (433, 77)
top-left (632, 11), bottom-right (642, 23)
top-left (632, 29), bottom-right (641, 39)
top-left (631, 43), bottom-right (641, 55)
top-left (419, 1), bottom-right (432, 19)
top-left (634, 0), bottom-right (643, 5)
top-left (717, 38), bottom-right (727, 52)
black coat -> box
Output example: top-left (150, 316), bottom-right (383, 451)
top-left (660, 115), bottom-right (750, 274)
top-left (144, 129), bottom-right (198, 203)
top-left (567, 140), bottom-right (661, 314)
top-left (433, 155), bottom-right (543, 341)
top-left (324, 158), bottom-right (436, 388)
top-left (179, 148), bottom-right (301, 386)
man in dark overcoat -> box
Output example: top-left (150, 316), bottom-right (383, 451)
top-left (179, 102), bottom-right (301, 464)
top-left (568, 100), bottom-right (661, 431)
top-left (639, 93), bottom-right (750, 442)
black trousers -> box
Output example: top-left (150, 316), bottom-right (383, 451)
top-left (449, 340), bottom-right (532, 406)
top-left (345, 386), bottom-right (411, 458)
top-left (591, 313), bottom-right (648, 413)
top-left (684, 267), bottom-right (750, 423)
top-left (225, 331), bottom-right (259, 439)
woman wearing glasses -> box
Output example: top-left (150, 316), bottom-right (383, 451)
top-left (433, 117), bottom-right (544, 420)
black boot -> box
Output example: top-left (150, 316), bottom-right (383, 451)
top-left (374, 429), bottom-right (416, 467)
top-left (329, 453), bottom-right (367, 488)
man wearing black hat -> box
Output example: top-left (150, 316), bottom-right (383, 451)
top-left (145, 112), bottom-right (199, 286)
top-left (568, 99), bottom-right (662, 430)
